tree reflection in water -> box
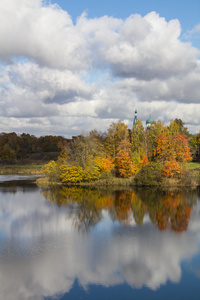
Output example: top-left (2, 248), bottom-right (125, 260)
top-left (41, 186), bottom-right (198, 232)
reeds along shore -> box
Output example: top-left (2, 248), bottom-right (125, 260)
top-left (0, 164), bottom-right (44, 175)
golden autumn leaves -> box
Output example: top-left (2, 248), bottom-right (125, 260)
top-left (155, 134), bottom-right (192, 178)
top-left (41, 119), bottom-right (194, 184)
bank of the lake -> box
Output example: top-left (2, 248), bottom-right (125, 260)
top-left (0, 164), bottom-right (45, 175)
top-left (1, 161), bottom-right (200, 188)
top-left (36, 166), bottom-right (200, 188)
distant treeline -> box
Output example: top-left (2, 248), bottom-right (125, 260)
top-left (0, 132), bottom-right (69, 160)
top-left (1, 118), bottom-right (200, 166)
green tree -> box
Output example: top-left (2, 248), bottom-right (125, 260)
top-left (131, 120), bottom-right (145, 156)
top-left (105, 121), bottom-right (129, 158)
top-left (169, 120), bottom-right (180, 135)
top-left (174, 118), bottom-right (189, 136)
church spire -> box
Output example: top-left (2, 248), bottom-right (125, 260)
top-left (133, 109), bottom-right (138, 125)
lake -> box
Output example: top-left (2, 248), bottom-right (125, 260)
top-left (0, 175), bottom-right (200, 300)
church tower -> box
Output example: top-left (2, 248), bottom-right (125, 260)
top-left (133, 109), bottom-right (138, 126)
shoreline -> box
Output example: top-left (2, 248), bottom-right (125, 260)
top-left (0, 164), bottom-right (44, 175)
top-left (1, 163), bottom-right (200, 188)
top-left (35, 176), bottom-right (200, 188)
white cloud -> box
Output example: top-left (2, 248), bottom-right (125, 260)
top-left (93, 12), bottom-right (199, 80)
top-left (0, 0), bottom-right (200, 136)
top-left (0, 0), bottom-right (89, 70)
top-left (185, 24), bottom-right (200, 41)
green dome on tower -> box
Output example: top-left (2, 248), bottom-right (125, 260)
top-left (146, 116), bottom-right (154, 128)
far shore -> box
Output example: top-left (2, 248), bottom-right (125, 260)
top-left (35, 174), bottom-right (200, 188)
top-left (0, 163), bottom-right (45, 175)
top-left (1, 161), bottom-right (200, 188)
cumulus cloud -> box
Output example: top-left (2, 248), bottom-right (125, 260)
top-left (0, 0), bottom-right (200, 136)
top-left (0, 0), bottom-right (90, 70)
top-left (87, 12), bottom-right (199, 80)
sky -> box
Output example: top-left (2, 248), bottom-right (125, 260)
top-left (0, 0), bottom-right (200, 138)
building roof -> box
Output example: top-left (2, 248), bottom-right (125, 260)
top-left (146, 116), bottom-right (154, 125)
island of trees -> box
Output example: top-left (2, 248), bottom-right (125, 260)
top-left (37, 118), bottom-right (200, 186)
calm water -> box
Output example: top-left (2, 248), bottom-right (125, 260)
top-left (0, 175), bottom-right (200, 300)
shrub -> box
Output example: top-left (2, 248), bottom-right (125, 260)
top-left (162, 160), bottom-right (181, 178)
top-left (40, 160), bottom-right (60, 183)
top-left (134, 162), bottom-right (162, 186)
top-left (60, 165), bottom-right (84, 183)
top-left (83, 165), bottom-right (101, 182)
top-left (99, 171), bottom-right (114, 185)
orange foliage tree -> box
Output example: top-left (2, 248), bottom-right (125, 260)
top-left (154, 134), bottom-right (192, 178)
top-left (115, 140), bottom-right (134, 178)
top-left (170, 134), bottom-right (192, 163)
top-left (102, 156), bottom-right (115, 173)
top-left (162, 160), bottom-right (181, 178)
top-left (154, 134), bottom-right (171, 162)
top-left (141, 153), bottom-right (149, 166)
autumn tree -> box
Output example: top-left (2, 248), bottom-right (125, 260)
top-left (154, 133), bottom-right (192, 178)
top-left (105, 121), bottom-right (129, 158)
top-left (174, 118), bottom-right (189, 137)
top-left (154, 134), bottom-right (171, 163)
top-left (169, 120), bottom-right (180, 135)
top-left (131, 120), bottom-right (145, 155)
top-left (170, 134), bottom-right (192, 164)
top-left (188, 134), bottom-right (198, 158)
top-left (0, 144), bottom-right (16, 160)
top-left (66, 132), bottom-right (103, 170)
top-left (60, 165), bottom-right (84, 183)
top-left (141, 153), bottom-right (149, 166)
top-left (169, 119), bottom-right (195, 157)
top-left (162, 160), bottom-right (181, 178)
top-left (115, 139), bottom-right (134, 178)
top-left (146, 120), bottom-right (170, 160)
top-left (20, 133), bottom-right (38, 154)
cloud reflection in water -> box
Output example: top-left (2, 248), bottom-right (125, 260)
top-left (0, 185), bottom-right (199, 300)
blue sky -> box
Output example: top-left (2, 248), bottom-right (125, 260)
top-left (0, 0), bottom-right (200, 137)
top-left (54, 0), bottom-right (199, 26)
top-left (54, 0), bottom-right (200, 42)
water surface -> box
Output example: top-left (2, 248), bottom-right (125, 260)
top-left (0, 177), bottom-right (200, 300)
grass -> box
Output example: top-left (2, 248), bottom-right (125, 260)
top-left (0, 164), bottom-right (45, 175)
top-left (187, 162), bottom-right (200, 169)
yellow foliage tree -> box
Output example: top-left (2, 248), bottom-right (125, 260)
top-left (60, 165), bottom-right (84, 183)
top-left (83, 165), bottom-right (101, 182)
top-left (40, 160), bottom-right (60, 182)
